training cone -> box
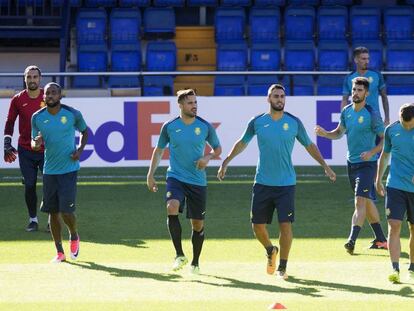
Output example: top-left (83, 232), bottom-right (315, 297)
top-left (268, 302), bottom-right (287, 309)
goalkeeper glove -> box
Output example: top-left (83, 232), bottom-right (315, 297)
top-left (4, 136), bottom-right (17, 163)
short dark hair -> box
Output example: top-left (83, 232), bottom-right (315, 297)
top-left (352, 77), bottom-right (369, 91)
top-left (44, 82), bottom-right (62, 93)
top-left (353, 46), bottom-right (369, 58)
top-left (267, 84), bottom-right (285, 96)
top-left (24, 65), bottom-right (42, 77)
top-left (400, 103), bottom-right (414, 122)
top-left (177, 89), bottom-right (196, 103)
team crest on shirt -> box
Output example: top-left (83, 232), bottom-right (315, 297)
top-left (358, 116), bottom-right (364, 124)
top-left (368, 77), bottom-right (373, 83)
top-left (385, 208), bottom-right (391, 216)
top-left (40, 101), bottom-right (45, 108)
top-left (194, 127), bottom-right (201, 135)
top-left (60, 116), bottom-right (67, 124)
top-left (166, 191), bottom-right (172, 198)
top-left (283, 123), bottom-right (289, 131)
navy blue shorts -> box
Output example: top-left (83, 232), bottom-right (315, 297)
top-left (18, 146), bottom-right (44, 187)
top-left (251, 184), bottom-right (295, 224)
top-left (165, 177), bottom-right (207, 220)
top-left (385, 187), bottom-right (414, 224)
top-left (347, 161), bottom-right (377, 200)
top-left (40, 171), bottom-right (78, 214)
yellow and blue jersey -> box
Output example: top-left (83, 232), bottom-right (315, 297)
top-left (342, 70), bottom-right (385, 114)
top-left (157, 116), bottom-right (220, 186)
top-left (241, 112), bottom-right (312, 186)
top-left (384, 121), bottom-right (414, 193)
top-left (31, 105), bottom-right (87, 175)
top-left (339, 104), bottom-right (384, 164)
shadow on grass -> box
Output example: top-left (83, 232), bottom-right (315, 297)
top-left (67, 261), bottom-right (182, 282)
top-left (286, 276), bottom-right (414, 298)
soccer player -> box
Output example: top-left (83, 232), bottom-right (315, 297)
top-left (147, 89), bottom-right (221, 274)
top-left (375, 103), bottom-right (414, 284)
top-left (3, 65), bottom-right (45, 231)
top-left (342, 46), bottom-right (390, 126)
top-left (31, 82), bottom-right (88, 263)
top-left (217, 84), bottom-right (336, 280)
top-left (316, 77), bottom-right (387, 255)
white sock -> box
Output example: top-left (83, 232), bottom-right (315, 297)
top-left (29, 217), bottom-right (38, 223)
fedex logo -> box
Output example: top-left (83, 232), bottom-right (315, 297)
top-left (316, 100), bottom-right (342, 159)
top-left (79, 101), bottom-right (220, 163)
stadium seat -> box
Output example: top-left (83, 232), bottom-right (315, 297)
top-left (284, 6), bottom-right (315, 41)
top-left (292, 75), bottom-right (314, 95)
top-left (119, 0), bottom-right (150, 6)
top-left (214, 75), bottom-right (245, 96)
top-left (153, 0), bottom-right (185, 6)
top-left (318, 40), bottom-right (349, 71)
top-left (108, 43), bottom-right (141, 88)
top-left (220, 0), bottom-right (252, 6)
top-left (143, 76), bottom-right (174, 96)
top-left (288, 0), bottom-right (319, 5)
top-left (73, 44), bottom-right (108, 88)
top-left (187, 0), bottom-right (218, 6)
top-left (143, 8), bottom-right (175, 38)
top-left (284, 41), bottom-right (315, 71)
top-left (110, 9), bottom-right (141, 44)
top-left (321, 0), bottom-right (351, 4)
top-left (317, 6), bottom-right (348, 40)
top-left (249, 8), bottom-right (280, 43)
top-left (52, 0), bottom-right (81, 6)
top-left (350, 6), bottom-right (381, 40)
top-left (215, 7), bottom-right (246, 43)
top-left (386, 75), bottom-right (414, 95)
top-left (247, 75), bottom-right (279, 96)
top-left (254, 0), bottom-right (285, 6)
top-left (386, 41), bottom-right (414, 71)
top-left (217, 42), bottom-right (248, 71)
top-left (85, 0), bottom-right (116, 7)
top-left (76, 8), bottom-right (107, 44)
top-left (250, 42), bottom-right (281, 71)
top-left (351, 40), bottom-right (383, 71)
top-left (278, 75), bottom-right (291, 95)
top-left (317, 75), bottom-right (345, 95)
top-left (146, 41), bottom-right (177, 71)
top-left (383, 6), bottom-right (414, 41)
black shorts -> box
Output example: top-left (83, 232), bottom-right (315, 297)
top-left (385, 187), bottom-right (414, 224)
top-left (40, 171), bottom-right (78, 214)
top-left (347, 161), bottom-right (377, 200)
top-left (165, 177), bottom-right (207, 220)
top-left (251, 183), bottom-right (295, 224)
top-left (18, 146), bottom-right (44, 187)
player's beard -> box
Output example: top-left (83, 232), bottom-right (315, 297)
top-left (27, 82), bottom-right (38, 91)
top-left (352, 96), bottom-right (364, 104)
top-left (46, 100), bottom-right (59, 108)
top-left (183, 109), bottom-right (196, 118)
top-left (271, 102), bottom-right (284, 112)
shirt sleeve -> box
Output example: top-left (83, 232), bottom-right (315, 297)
top-left (371, 110), bottom-right (385, 136)
top-left (342, 75), bottom-right (351, 96)
top-left (296, 118), bottom-right (312, 147)
top-left (4, 97), bottom-right (18, 136)
top-left (74, 110), bottom-right (87, 132)
top-left (31, 114), bottom-right (39, 140)
top-left (383, 126), bottom-right (391, 153)
top-left (240, 117), bottom-right (256, 144)
top-left (157, 122), bottom-right (169, 149)
top-left (378, 72), bottom-right (386, 91)
top-left (206, 123), bottom-right (221, 149)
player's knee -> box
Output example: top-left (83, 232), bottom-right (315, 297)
top-left (166, 201), bottom-right (179, 215)
top-left (388, 220), bottom-right (402, 233)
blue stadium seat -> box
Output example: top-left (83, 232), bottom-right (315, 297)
top-left (284, 41), bottom-right (315, 71)
top-left (292, 75), bottom-right (314, 95)
top-left (214, 75), bottom-right (245, 96)
top-left (278, 76), bottom-right (291, 95)
top-left (317, 6), bottom-right (348, 40)
top-left (249, 8), bottom-right (280, 43)
top-left (85, 0), bottom-right (116, 7)
top-left (215, 7), bottom-right (246, 43)
top-left (284, 6), bottom-right (315, 41)
top-left (247, 75), bottom-right (278, 96)
top-left (153, 0), bottom-right (185, 6)
top-left (288, 0), bottom-right (319, 5)
top-left (52, 0), bottom-right (81, 6)
top-left (76, 9), bottom-right (107, 44)
top-left (386, 41), bottom-right (414, 71)
top-left (73, 44), bottom-right (108, 88)
top-left (220, 0), bottom-right (251, 6)
top-left (321, 0), bottom-right (351, 4)
top-left (119, 0), bottom-right (150, 6)
top-left (350, 6), bottom-right (381, 40)
top-left (108, 43), bottom-right (141, 88)
top-left (110, 9), bottom-right (141, 44)
top-left (143, 76), bottom-right (174, 96)
top-left (384, 6), bottom-right (414, 41)
top-left (351, 40), bottom-right (383, 71)
top-left (217, 42), bottom-right (248, 71)
top-left (317, 75), bottom-right (345, 95)
top-left (146, 41), bottom-right (176, 71)
top-left (19, 0), bottom-right (43, 7)
top-left (143, 8), bottom-right (175, 38)
top-left (387, 75), bottom-right (414, 95)
top-left (406, 0), bottom-right (414, 3)
top-left (254, 0), bottom-right (285, 6)
top-left (187, 0), bottom-right (218, 6)
top-left (250, 42), bottom-right (281, 71)
top-left (318, 40), bottom-right (349, 71)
